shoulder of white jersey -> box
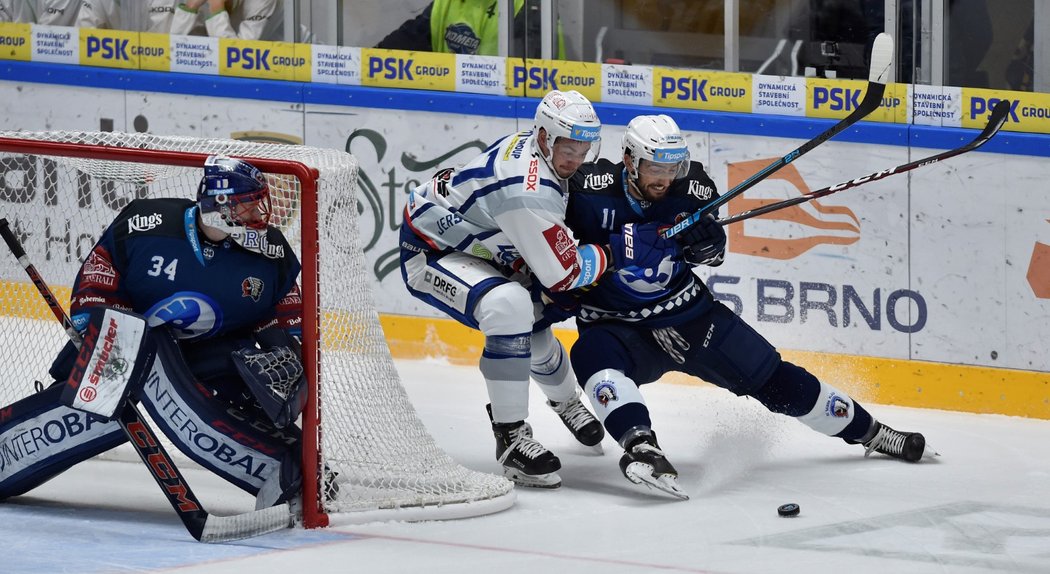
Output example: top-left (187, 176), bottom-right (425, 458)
top-left (493, 129), bottom-right (536, 166)
top-left (669, 161), bottom-right (718, 204)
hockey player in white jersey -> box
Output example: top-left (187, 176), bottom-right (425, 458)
top-left (400, 90), bottom-right (608, 488)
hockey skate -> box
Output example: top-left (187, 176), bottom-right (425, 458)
top-left (619, 432), bottom-right (688, 500)
top-left (548, 396), bottom-right (605, 453)
top-left (487, 404), bottom-right (562, 488)
top-left (862, 422), bottom-right (938, 462)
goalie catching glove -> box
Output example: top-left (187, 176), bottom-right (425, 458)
top-left (232, 344), bottom-right (308, 429)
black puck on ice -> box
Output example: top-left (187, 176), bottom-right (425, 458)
top-left (777, 503), bottom-right (800, 517)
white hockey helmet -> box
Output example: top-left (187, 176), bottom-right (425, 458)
top-left (533, 89), bottom-right (601, 176)
top-left (622, 114), bottom-right (690, 182)
top-left (196, 155), bottom-right (275, 256)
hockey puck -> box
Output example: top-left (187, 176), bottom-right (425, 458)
top-left (777, 503), bottom-right (800, 517)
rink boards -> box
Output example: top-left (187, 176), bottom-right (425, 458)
top-left (0, 61), bottom-right (1048, 419)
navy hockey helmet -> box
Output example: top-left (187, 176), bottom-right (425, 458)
top-left (196, 155), bottom-right (273, 253)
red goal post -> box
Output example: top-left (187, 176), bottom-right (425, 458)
top-left (0, 131), bottom-right (514, 529)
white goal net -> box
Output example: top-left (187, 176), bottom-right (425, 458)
top-left (0, 131), bottom-right (514, 527)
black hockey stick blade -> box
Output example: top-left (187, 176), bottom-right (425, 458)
top-left (717, 99), bottom-right (1011, 225)
top-left (662, 33), bottom-right (894, 240)
top-left (0, 218), bottom-right (292, 543)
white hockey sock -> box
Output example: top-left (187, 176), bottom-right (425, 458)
top-left (797, 380), bottom-right (856, 436)
top-left (530, 328), bottom-right (577, 403)
top-left (582, 369), bottom-right (646, 425)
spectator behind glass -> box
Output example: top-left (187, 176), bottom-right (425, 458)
top-left (78, 0), bottom-right (189, 33)
top-left (2, 0), bottom-right (79, 25)
top-left (376, 0), bottom-right (564, 59)
top-left (173, 0), bottom-right (284, 41)
top-left (0, 0), bottom-right (32, 22)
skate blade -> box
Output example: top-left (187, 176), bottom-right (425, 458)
top-left (504, 468), bottom-right (561, 489)
top-left (625, 463), bottom-right (689, 500)
top-left (922, 442), bottom-right (940, 459)
top-left (586, 442), bottom-right (604, 455)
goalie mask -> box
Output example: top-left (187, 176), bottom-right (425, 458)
top-left (533, 89), bottom-right (601, 179)
top-left (623, 114), bottom-right (690, 186)
top-left (197, 155), bottom-right (276, 257)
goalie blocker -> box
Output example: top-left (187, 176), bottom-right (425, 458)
top-left (0, 308), bottom-right (302, 508)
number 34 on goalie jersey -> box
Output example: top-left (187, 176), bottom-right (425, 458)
top-left (70, 198), bottom-right (302, 341)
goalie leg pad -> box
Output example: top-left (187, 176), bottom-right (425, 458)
top-left (0, 383), bottom-right (125, 500)
top-left (138, 331), bottom-right (302, 505)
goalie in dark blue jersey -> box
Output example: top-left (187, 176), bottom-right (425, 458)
top-left (0, 156), bottom-right (311, 509)
top-left (565, 115), bottom-right (933, 499)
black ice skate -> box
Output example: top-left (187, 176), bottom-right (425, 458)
top-left (619, 432), bottom-right (688, 500)
top-left (548, 396), bottom-right (605, 453)
top-left (487, 404), bottom-right (562, 488)
top-left (862, 422), bottom-right (938, 462)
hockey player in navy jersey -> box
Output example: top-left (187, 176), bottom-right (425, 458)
top-left (400, 90), bottom-right (607, 488)
top-left (0, 156), bottom-right (309, 509)
top-left (565, 115), bottom-right (932, 499)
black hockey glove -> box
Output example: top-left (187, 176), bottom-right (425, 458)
top-left (674, 213), bottom-right (726, 266)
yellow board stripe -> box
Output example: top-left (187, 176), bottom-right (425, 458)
top-left (4, 277), bottom-right (1045, 420)
top-left (379, 314), bottom-right (1050, 421)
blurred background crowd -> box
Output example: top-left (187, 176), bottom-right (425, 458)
top-left (0, 0), bottom-right (1041, 92)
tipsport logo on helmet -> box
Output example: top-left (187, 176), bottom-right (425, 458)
top-left (571, 124), bottom-right (600, 142)
top-left (653, 148), bottom-right (688, 163)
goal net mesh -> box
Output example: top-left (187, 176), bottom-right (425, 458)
top-left (0, 131), bottom-right (513, 525)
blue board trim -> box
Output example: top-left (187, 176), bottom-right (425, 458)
top-left (2, 60), bottom-right (1047, 157)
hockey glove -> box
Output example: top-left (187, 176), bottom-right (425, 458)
top-left (609, 222), bottom-right (682, 294)
top-left (674, 213), bottom-right (726, 266)
top-left (232, 345), bottom-right (307, 429)
top-left (528, 275), bottom-right (579, 328)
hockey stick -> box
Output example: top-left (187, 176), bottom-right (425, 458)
top-left (717, 99), bottom-right (1011, 225)
top-left (662, 32), bottom-right (895, 240)
top-left (0, 218), bottom-right (292, 543)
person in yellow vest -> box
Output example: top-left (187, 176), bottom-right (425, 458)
top-left (376, 0), bottom-right (565, 59)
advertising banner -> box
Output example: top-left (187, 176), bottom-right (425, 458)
top-left (2, 81), bottom-right (1049, 375)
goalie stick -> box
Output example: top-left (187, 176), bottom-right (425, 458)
top-left (662, 32), bottom-right (894, 240)
top-left (717, 99), bottom-right (1011, 225)
top-left (0, 218), bottom-right (293, 543)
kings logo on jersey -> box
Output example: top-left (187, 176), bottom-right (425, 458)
top-left (584, 172), bottom-right (614, 190)
top-left (688, 180), bottom-right (714, 200)
top-left (128, 212), bottom-right (163, 233)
